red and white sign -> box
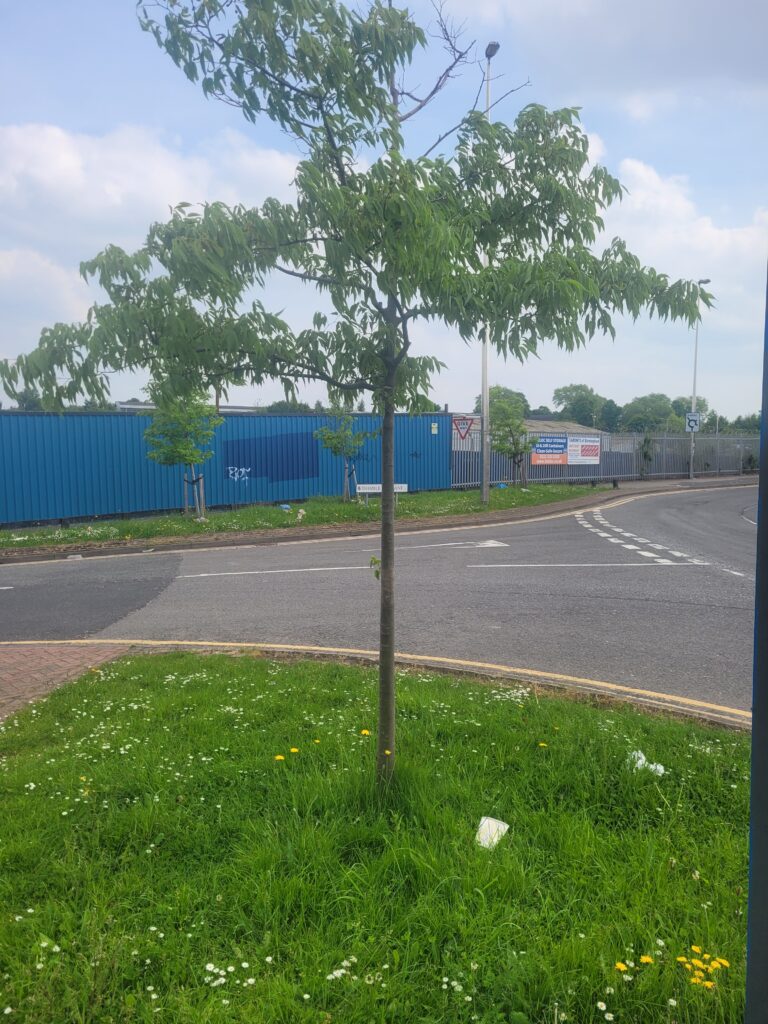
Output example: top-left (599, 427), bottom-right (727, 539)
top-left (452, 416), bottom-right (475, 440)
top-left (567, 435), bottom-right (601, 465)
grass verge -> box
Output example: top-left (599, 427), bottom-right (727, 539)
top-left (0, 654), bottom-right (747, 1023)
top-left (0, 484), bottom-right (607, 551)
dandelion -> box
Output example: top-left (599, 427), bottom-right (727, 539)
top-left (691, 945), bottom-right (702, 954)
top-left (640, 955), bottom-right (653, 964)
top-left (290, 747), bottom-right (299, 753)
top-left (605, 1015), bottom-right (614, 1022)
top-left (314, 739), bottom-right (320, 744)
top-left (265, 956), bottom-right (273, 964)
top-left (241, 962), bottom-right (249, 969)
top-left (360, 729), bottom-right (370, 736)
top-left (716, 957), bottom-right (731, 968)
top-left (384, 750), bottom-right (392, 756)
top-left (274, 755), bottom-right (285, 761)
top-left (703, 981), bottom-right (715, 990)
top-left (538, 742), bottom-right (548, 748)
top-left (615, 962), bottom-right (627, 972)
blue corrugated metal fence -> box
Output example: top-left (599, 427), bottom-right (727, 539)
top-left (0, 412), bottom-right (452, 525)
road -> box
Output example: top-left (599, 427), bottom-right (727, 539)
top-left (0, 484), bottom-right (758, 711)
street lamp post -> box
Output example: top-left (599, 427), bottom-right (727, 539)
top-left (480, 41), bottom-right (500, 506)
top-left (689, 278), bottom-right (710, 480)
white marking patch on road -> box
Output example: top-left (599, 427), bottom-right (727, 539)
top-left (0, 586), bottom-right (13, 590)
top-left (177, 566), bottom-right (371, 580)
top-left (467, 562), bottom-right (708, 569)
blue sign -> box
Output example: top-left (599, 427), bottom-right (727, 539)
top-left (533, 434), bottom-right (568, 455)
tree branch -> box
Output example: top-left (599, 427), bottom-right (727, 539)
top-left (420, 78), bottom-right (531, 158)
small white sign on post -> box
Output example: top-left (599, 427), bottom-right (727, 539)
top-left (685, 411), bottom-right (701, 432)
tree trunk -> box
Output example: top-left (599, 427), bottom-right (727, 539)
top-left (189, 463), bottom-right (201, 518)
top-left (376, 385), bottom-right (396, 783)
top-left (520, 457), bottom-right (528, 487)
top-left (342, 457), bottom-right (350, 502)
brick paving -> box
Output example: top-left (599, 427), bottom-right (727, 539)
top-left (0, 643), bottom-right (138, 720)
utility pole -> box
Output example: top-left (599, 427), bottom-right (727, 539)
top-left (689, 277), bottom-right (710, 479)
top-left (480, 40), bottom-right (500, 505)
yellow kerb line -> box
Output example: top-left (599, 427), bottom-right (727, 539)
top-left (0, 638), bottom-right (751, 723)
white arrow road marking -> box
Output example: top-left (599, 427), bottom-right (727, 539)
top-left (177, 566), bottom-right (371, 580)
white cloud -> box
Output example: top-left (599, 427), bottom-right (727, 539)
top-left (0, 122), bottom-right (299, 366)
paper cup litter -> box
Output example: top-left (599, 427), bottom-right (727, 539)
top-left (475, 816), bottom-right (509, 849)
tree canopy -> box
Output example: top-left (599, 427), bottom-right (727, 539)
top-left (0, 0), bottom-right (710, 780)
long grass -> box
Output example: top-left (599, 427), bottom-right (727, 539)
top-left (0, 484), bottom-right (606, 551)
top-left (0, 654), bottom-right (747, 1022)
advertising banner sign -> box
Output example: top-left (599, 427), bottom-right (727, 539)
top-left (531, 434), bottom-right (568, 465)
top-left (567, 435), bottom-right (601, 464)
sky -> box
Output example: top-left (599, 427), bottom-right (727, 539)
top-left (1, 0), bottom-right (766, 418)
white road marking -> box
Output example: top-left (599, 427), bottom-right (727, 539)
top-left (742, 512), bottom-right (757, 526)
top-left (467, 562), bottom-right (708, 569)
top-left (639, 550), bottom-right (660, 558)
top-left (725, 569), bottom-right (746, 577)
top-left (669, 551), bottom-right (689, 558)
top-left (0, 586), bottom-right (13, 591)
top-left (177, 566), bottom-right (371, 580)
top-left (623, 544), bottom-right (640, 550)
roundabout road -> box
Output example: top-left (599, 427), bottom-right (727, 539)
top-left (0, 484), bottom-right (758, 714)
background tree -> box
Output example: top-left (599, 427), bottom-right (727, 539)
top-left (598, 397), bottom-right (622, 432)
top-left (13, 386), bottom-right (43, 411)
top-left (474, 386), bottom-right (530, 417)
top-left (0, 0), bottom-right (708, 783)
top-left (671, 395), bottom-right (709, 418)
top-left (144, 385), bottom-right (223, 518)
top-left (552, 383), bottom-right (605, 427)
top-left (619, 393), bottom-right (675, 432)
top-left (529, 404), bottom-right (552, 417)
top-left (262, 398), bottom-right (314, 414)
top-left (314, 414), bottom-right (375, 500)
top-left (730, 412), bottom-right (761, 433)
top-left (489, 396), bottom-right (536, 486)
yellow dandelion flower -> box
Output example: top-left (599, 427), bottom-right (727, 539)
top-left (274, 755), bottom-right (285, 761)
top-left (640, 956), bottom-right (653, 964)
top-left (690, 977), bottom-right (702, 985)
top-left (691, 959), bottom-right (705, 970)
top-left (314, 739), bottom-right (320, 744)
top-left (693, 971), bottom-right (705, 980)
top-left (703, 954), bottom-right (711, 961)
top-left (716, 958), bottom-right (730, 968)
top-left (615, 963), bottom-right (628, 972)
top-left (709, 962), bottom-right (721, 971)
top-left (676, 956), bottom-right (689, 963)
top-left (684, 964), bottom-right (693, 971)
top-left (691, 945), bottom-right (702, 954)
top-left (703, 981), bottom-right (716, 990)
top-left (384, 749), bottom-right (392, 756)
top-left (360, 729), bottom-right (370, 736)
top-left (538, 742), bottom-right (548, 748)
top-left (290, 747), bottom-right (299, 753)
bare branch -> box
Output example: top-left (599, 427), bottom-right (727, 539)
top-left (420, 78), bottom-right (531, 158)
top-left (398, 2), bottom-right (474, 123)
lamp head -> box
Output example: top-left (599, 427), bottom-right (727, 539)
top-left (485, 41), bottom-right (500, 59)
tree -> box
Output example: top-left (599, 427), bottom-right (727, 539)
top-left (529, 405), bottom-right (552, 417)
top-left (0, 0), bottom-right (708, 783)
top-left (729, 412), bottom-right (760, 434)
top-left (144, 386), bottom-right (223, 518)
top-left (474, 386), bottom-right (530, 417)
top-left (671, 395), bottom-right (709, 418)
top-left (264, 398), bottom-right (314, 414)
top-left (314, 414), bottom-right (374, 500)
top-left (619, 393), bottom-right (675, 432)
top-left (489, 397), bottom-right (536, 486)
top-left (598, 398), bottom-right (622, 432)
top-left (14, 387), bottom-right (43, 411)
top-left (552, 384), bottom-right (604, 427)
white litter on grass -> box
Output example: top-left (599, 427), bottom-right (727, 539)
top-left (628, 750), bottom-right (665, 776)
top-left (475, 816), bottom-right (509, 849)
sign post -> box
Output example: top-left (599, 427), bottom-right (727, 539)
top-left (686, 411), bottom-right (701, 479)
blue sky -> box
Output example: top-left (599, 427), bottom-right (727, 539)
top-left (1, 0), bottom-right (766, 417)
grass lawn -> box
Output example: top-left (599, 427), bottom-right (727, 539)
top-left (0, 484), bottom-right (607, 551)
top-left (0, 655), bottom-right (747, 1023)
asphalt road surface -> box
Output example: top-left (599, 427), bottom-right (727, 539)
top-left (0, 484), bottom-right (758, 711)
